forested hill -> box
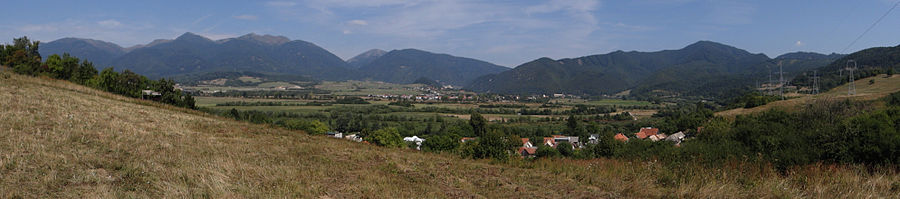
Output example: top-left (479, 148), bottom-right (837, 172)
top-left (466, 41), bottom-right (840, 101)
top-left (792, 44), bottom-right (900, 91)
top-left (40, 33), bottom-right (356, 80)
top-left (110, 33), bottom-right (356, 80)
top-left (467, 41), bottom-right (771, 96)
top-left (357, 48), bottom-right (509, 86)
top-left (39, 38), bottom-right (127, 68)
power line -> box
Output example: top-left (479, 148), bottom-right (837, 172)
top-left (840, 0), bottom-right (900, 54)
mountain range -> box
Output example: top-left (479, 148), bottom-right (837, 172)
top-left (39, 33), bottom-right (508, 86)
top-left (466, 41), bottom-right (842, 99)
top-left (39, 34), bottom-right (845, 99)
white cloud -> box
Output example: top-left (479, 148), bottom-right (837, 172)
top-left (266, 1), bottom-right (297, 7)
top-left (234, 14), bottom-right (259, 20)
top-left (347, 20), bottom-right (367, 25)
top-left (97, 19), bottom-right (122, 28)
top-left (18, 24), bottom-right (58, 32)
top-left (273, 0), bottom-right (619, 65)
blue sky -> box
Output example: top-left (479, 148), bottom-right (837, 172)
top-left (2, 0), bottom-right (899, 67)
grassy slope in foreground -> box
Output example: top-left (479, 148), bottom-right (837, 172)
top-left (0, 71), bottom-right (600, 198)
top-left (2, 70), bottom-right (900, 198)
top-left (717, 74), bottom-right (900, 117)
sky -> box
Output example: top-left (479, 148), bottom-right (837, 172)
top-left (2, 0), bottom-right (899, 67)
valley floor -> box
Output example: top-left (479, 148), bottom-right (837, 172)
top-left (2, 70), bottom-right (899, 198)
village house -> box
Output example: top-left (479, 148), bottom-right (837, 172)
top-left (517, 147), bottom-right (537, 158)
top-left (326, 131), bottom-right (342, 138)
top-left (344, 134), bottom-right (364, 142)
top-left (460, 137), bottom-right (477, 143)
top-left (553, 135), bottom-right (580, 148)
top-left (648, 133), bottom-right (668, 142)
top-left (521, 138), bottom-right (533, 148)
top-left (542, 137), bottom-right (556, 147)
top-left (634, 127), bottom-right (659, 139)
top-left (588, 134), bottom-right (600, 144)
top-left (141, 90), bottom-right (161, 100)
top-left (614, 133), bottom-right (629, 142)
top-left (666, 132), bottom-right (686, 145)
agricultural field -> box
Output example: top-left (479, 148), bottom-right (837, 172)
top-left (315, 80), bottom-right (427, 96)
top-left (553, 98), bottom-right (656, 106)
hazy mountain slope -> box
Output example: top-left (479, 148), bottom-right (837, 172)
top-left (39, 38), bottom-right (127, 67)
top-left (467, 41), bottom-right (773, 97)
top-left (346, 49), bottom-right (387, 69)
top-left (69, 32), bottom-right (356, 80)
top-left (358, 49), bottom-right (509, 86)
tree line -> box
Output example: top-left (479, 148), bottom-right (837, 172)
top-left (1, 37), bottom-right (195, 109)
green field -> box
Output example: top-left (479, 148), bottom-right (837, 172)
top-left (256, 81), bottom-right (297, 88)
top-left (316, 80), bottom-right (425, 95)
top-left (553, 99), bottom-right (656, 106)
top-left (194, 97), bottom-right (316, 107)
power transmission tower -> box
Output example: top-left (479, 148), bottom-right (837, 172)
top-left (779, 62), bottom-right (785, 100)
top-left (812, 70), bottom-right (820, 94)
top-left (768, 67), bottom-right (773, 95)
top-left (847, 60), bottom-right (857, 95)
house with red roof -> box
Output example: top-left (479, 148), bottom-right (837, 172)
top-left (614, 133), bottom-right (629, 142)
top-left (635, 127), bottom-right (659, 139)
top-left (517, 147), bottom-right (537, 157)
top-left (521, 138), bottom-right (533, 148)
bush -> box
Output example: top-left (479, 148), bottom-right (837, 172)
top-left (371, 127), bottom-right (404, 148)
top-left (535, 145), bottom-right (559, 158)
top-left (556, 142), bottom-right (574, 157)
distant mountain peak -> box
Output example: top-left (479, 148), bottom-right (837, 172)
top-left (346, 49), bottom-right (388, 69)
top-left (683, 40), bottom-right (733, 50)
top-left (236, 33), bottom-right (291, 45)
top-left (175, 32), bottom-right (213, 43)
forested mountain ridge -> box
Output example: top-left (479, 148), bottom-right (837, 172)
top-left (466, 41), bottom-right (841, 101)
top-left (109, 32), bottom-right (356, 80)
top-left (467, 41), bottom-right (772, 96)
top-left (39, 38), bottom-right (127, 68)
top-left (357, 48), bottom-right (509, 86)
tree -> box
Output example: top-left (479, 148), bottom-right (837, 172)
top-left (473, 129), bottom-right (510, 161)
top-left (422, 134), bottom-right (460, 152)
top-left (371, 127), bottom-right (404, 148)
top-left (230, 108), bottom-right (241, 120)
top-left (469, 112), bottom-right (487, 136)
top-left (557, 142), bottom-right (574, 157)
top-left (97, 67), bottom-right (119, 92)
top-left (535, 145), bottom-right (559, 158)
top-left (566, 114), bottom-right (578, 134)
top-left (71, 60), bottom-right (97, 85)
top-left (301, 120), bottom-right (330, 135)
top-left (44, 54), bottom-right (63, 78)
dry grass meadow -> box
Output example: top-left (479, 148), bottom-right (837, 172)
top-left (2, 70), bottom-right (900, 198)
top-left (717, 74), bottom-right (900, 117)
